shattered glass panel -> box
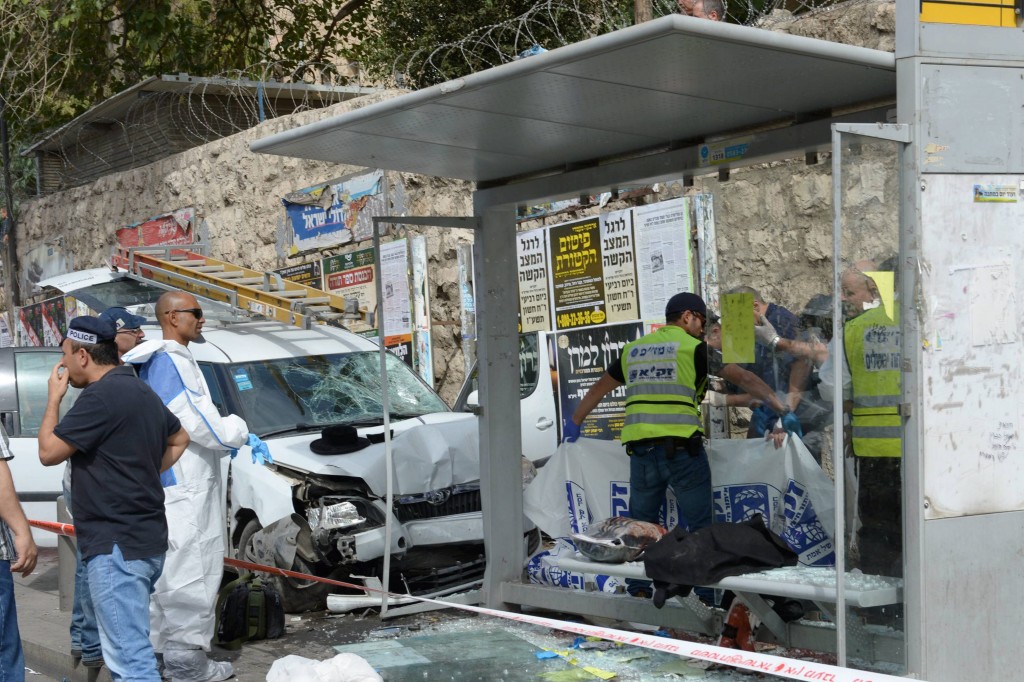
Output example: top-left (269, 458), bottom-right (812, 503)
top-left (331, 620), bottom-right (763, 681)
top-left (231, 351), bottom-right (449, 436)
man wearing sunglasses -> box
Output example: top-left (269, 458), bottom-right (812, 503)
top-left (123, 291), bottom-right (249, 682)
top-left (99, 307), bottom-right (147, 358)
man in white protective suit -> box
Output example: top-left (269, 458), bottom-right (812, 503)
top-left (123, 291), bottom-right (269, 682)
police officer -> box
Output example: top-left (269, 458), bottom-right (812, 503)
top-left (563, 292), bottom-right (798, 532)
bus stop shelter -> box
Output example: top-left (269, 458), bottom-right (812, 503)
top-left (253, 6), bottom-right (1024, 680)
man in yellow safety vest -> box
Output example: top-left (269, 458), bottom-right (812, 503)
top-left (842, 267), bottom-right (902, 578)
top-left (564, 292), bottom-right (800, 533)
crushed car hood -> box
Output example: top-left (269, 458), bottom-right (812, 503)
top-left (265, 412), bottom-right (482, 496)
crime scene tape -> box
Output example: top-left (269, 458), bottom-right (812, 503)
top-left (31, 519), bottom-right (916, 682)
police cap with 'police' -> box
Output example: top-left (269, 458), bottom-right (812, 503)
top-left (65, 316), bottom-right (117, 345)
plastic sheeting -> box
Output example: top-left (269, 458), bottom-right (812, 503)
top-left (524, 436), bottom-right (835, 566)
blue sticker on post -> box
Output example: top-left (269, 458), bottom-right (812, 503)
top-left (233, 369), bottom-right (253, 391)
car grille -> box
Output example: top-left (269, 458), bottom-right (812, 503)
top-left (394, 488), bottom-right (481, 522)
top-left (403, 554), bottom-right (486, 595)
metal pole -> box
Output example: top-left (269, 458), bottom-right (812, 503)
top-left (372, 221), bottom-right (395, 615)
top-left (0, 92), bottom-right (20, 309)
top-left (830, 126), bottom-right (847, 667)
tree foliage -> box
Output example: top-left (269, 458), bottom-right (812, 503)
top-left (1, 0), bottom-right (373, 147)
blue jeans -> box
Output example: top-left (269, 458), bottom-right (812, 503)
top-left (0, 561), bottom-right (24, 682)
top-left (627, 440), bottom-right (712, 531)
top-left (627, 440), bottom-right (714, 604)
top-left (85, 545), bottom-right (165, 681)
top-left (64, 488), bottom-right (101, 661)
top-left (71, 545), bottom-right (102, 661)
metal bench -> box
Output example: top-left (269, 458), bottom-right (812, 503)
top-left (555, 554), bottom-right (904, 656)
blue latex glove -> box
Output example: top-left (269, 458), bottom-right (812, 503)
top-left (750, 404), bottom-right (775, 436)
top-left (228, 448), bottom-right (238, 460)
top-left (247, 433), bottom-right (273, 465)
top-left (781, 412), bottom-right (803, 438)
top-left (562, 419), bottom-right (581, 443)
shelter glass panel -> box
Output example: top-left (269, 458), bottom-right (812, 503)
top-left (835, 132), bottom-right (906, 673)
top-left (703, 167), bottom-right (839, 656)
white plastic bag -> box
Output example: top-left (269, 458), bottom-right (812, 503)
top-left (266, 653), bottom-right (383, 682)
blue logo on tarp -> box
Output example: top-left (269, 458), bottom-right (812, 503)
top-left (610, 481), bottom-right (629, 518)
top-left (782, 479), bottom-right (834, 566)
top-left (714, 484), bottom-right (772, 523)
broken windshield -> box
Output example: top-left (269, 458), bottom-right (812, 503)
top-left (228, 351), bottom-right (449, 436)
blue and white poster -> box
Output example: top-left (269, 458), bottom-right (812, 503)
top-left (282, 170), bottom-right (384, 253)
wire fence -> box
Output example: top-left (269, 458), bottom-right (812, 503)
top-left (396, 0), bottom-right (887, 87)
top-left (35, 61), bottom-right (372, 193)
top-left (34, 0), bottom-right (888, 193)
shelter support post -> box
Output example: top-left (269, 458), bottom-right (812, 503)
top-left (474, 203), bottom-right (526, 609)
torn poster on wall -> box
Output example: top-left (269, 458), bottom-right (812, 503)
top-left (21, 243), bottom-right (73, 295)
top-left (283, 170), bottom-right (385, 254)
top-left (411, 236), bottom-right (433, 386)
top-left (116, 208), bottom-right (195, 250)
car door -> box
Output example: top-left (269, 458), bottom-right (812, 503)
top-left (517, 332), bottom-right (558, 462)
top-left (454, 332), bottom-right (558, 463)
top-left (0, 348), bottom-right (80, 547)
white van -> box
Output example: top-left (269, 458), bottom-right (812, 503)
top-left (17, 268), bottom-right (531, 611)
top-left (454, 332), bottom-right (560, 464)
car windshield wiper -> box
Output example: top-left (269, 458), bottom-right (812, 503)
top-left (257, 422), bottom-right (327, 439)
top-left (258, 412), bottom-right (428, 438)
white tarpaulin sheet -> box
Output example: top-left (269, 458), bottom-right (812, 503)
top-left (524, 436), bottom-right (835, 567)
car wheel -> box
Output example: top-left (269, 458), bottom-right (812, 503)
top-left (236, 517), bottom-right (332, 613)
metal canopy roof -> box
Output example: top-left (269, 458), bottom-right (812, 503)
top-left (252, 15), bottom-right (895, 186)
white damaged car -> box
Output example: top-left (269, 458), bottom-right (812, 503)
top-left (200, 320), bottom-right (492, 612)
top-left (31, 269), bottom-right (531, 611)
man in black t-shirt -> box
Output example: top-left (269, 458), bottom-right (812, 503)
top-left (38, 316), bottom-right (189, 682)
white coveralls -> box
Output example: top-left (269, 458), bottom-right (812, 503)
top-left (123, 340), bottom-right (248, 658)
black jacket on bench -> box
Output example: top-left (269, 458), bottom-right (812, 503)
top-left (643, 515), bottom-right (797, 607)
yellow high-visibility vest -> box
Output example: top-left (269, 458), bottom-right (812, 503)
top-left (845, 304), bottom-right (902, 458)
top-left (620, 325), bottom-right (705, 444)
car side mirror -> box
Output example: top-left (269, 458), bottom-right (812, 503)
top-left (466, 390), bottom-right (481, 414)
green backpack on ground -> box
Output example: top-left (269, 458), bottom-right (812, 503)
top-left (215, 572), bottom-right (286, 650)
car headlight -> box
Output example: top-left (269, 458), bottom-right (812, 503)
top-left (307, 500), bottom-right (366, 533)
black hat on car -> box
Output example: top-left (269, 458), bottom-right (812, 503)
top-left (310, 425), bottom-right (371, 455)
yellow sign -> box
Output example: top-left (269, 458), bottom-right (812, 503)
top-left (865, 271), bottom-right (895, 321)
top-left (920, 0), bottom-right (1016, 27)
top-left (721, 292), bottom-right (755, 364)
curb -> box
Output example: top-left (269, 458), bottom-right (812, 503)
top-left (23, 638), bottom-right (112, 682)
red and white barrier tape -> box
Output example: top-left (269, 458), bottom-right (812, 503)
top-left (31, 519), bottom-right (915, 682)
